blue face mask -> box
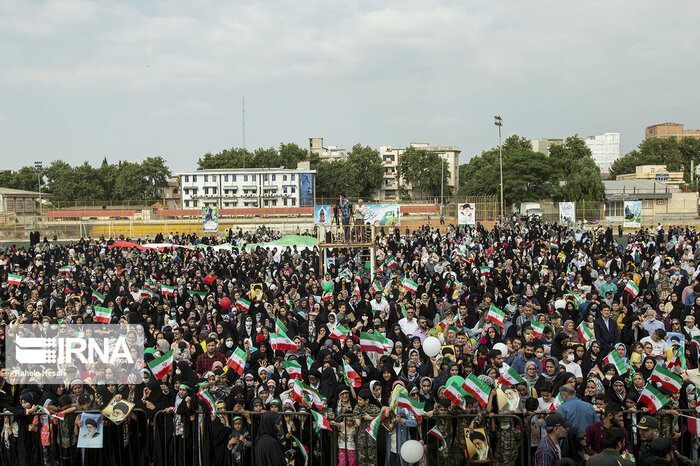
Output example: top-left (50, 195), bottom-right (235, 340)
top-left (86, 309), bottom-right (93, 315)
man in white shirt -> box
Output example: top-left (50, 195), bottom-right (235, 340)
top-left (398, 307), bottom-right (419, 337)
top-left (640, 329), bottom-right (667, 363)
top-left (370, 291), bottom-right (389, 316)
top-left (685, 315), bottom-right (700, 338)
top-left (560, 346), bottom-right (583, 384)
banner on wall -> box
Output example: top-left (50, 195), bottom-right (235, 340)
top-left (458, 203), bottom-right (475, 226)
top-left (559, 202), bottom-right (575, 224)
top-left (364, 204), bottom-right (400, 226)
top-left (623, 200), bottom-right (642, 228)
top-left (314, 206), bottom-right (331, 226)
top-left (202, 206), bottom-right (219, 232)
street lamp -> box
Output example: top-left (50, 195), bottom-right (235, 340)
top-left (494, 116), bottom-right (503, 221)
top-left (34, 161), bottom-right (42, 226)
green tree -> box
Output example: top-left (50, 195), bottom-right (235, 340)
top-left (140, 156), bottom-right (171, 199)
top-left (315, 160), bottom-right (357, 200)
top-left (609, 137), bottom-right (688, 179)
top-left (279, 142), bottom-right (308, 169)
top-left (347, 144), bottom-right (383, 199)
top-left (197, 148), bottom-right (254, 169)
top-left (549, 135), bottom-right (593, 177)
top-left (397, 147), bottom-right (451, 199)
top-left (559, 157), bottom-right (605, 201)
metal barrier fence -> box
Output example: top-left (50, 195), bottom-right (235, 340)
top-left (2, 406), bottom-right (699, 466)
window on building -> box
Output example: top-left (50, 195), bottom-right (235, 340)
top-left (291, 186), bottom-right (296, 193)
top-left (232, 175), bottom-right (237, 182)
top-left (291, 198), bottom-right (296, 206)
top-left (283, 186), bottom-right (287, 193)
top-left (264, 174), bottom-right (268, 181)
top-left (204, 187), bottom-right (208, 195)
top-left (283, 175), bottom-right (287, 181)
top-left (193, 175), bottom-right (197, 182)
top-left (264, 200), bottom-right (269, 207)
top-left (212, 187), bottom-right (217, 194)
top-left (184, 175), bottom-right (189, 183)
top-left (291, 174), bottom-right (295, 181)
top-left (212, 175), bottom-right (216, 182)
top-left (184, 200), bottom-right (189, 207)
top-left (224, 175), bottom-right (228, 182)
top-left (283, 198), bottom-right (288, 206)
top-left (252, 174), bottom-right (256, 181)
top-left (193, 200), bottom-right (198, 207)
top-left (642, 200), bottom-right (653, 209)
top-left (204, 175), bottom-right (208, 182)
top-left (244, 175), bottom-right (248, 182)
top-left (272, 174), bottom-right (276, 181)
top-left (605, 201), bottom-right (624, 217)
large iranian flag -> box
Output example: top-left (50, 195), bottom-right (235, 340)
top-left (92, 291), bottom-right (105, 303)
top-left (650, 365), bottom-right (682, 393)
top-left (602, 351), bottom-right (628, 375)
top-left (624, 281), bottom-right (640, 298)
top-left (283, 360), bottom-right (302, 380)
top-left (275, 318), bottom-right (288, 334)
top-left (531, 319), bottom-right (545, 339)
top-left (639, 384), bottom-right (668, 414)
top-left (577, 322), bottom-right (594, 344)
top-left (197, 390), bottom-right (218, 415)
top-left (343, 360), bottom-right (361, 388)
top-left (486, 305), bottom-right (505, 328)
top-left (94, 306), bottom-right (113, 323)
top-left (480, 266), bottom-right (491, 277)
top-left (161, 285), bottom-right (174, 296)
top-left (498, 366), bottom-right (526, 387)
top-left (550, 393), bottom-right (564, 411)
top-left (360, 331), bottom-right (390, 353)
top-left (7, 274), bottom-right (21, 285)
top-left (369, 280), bottom-right (383, 295)
top-left (428, 426), bottom-right (447, 451)
top-left (59, 266), bottom-right (74, 274)
top-left (270, 330), bottom-right (297, 352)
top-left (667, 348), bottom-right (686, 370)
top-left (402, 277), bottom-right (418, 293)
top-left (444, 383), bottom-right (464, 408)
top-left (148, 349), bottom-right (174, 380)
top-left (461, 374), bottom-right (492, 408)
top-left (329, 324), bottom-right (349, 341)
top-left (397, 392), bottom-right (425, 422)
top-left (301, 383), bottom-right (325, 410)
top-left (235, 298), bottom-right (251, 311)
top-left (226, 347), bottom-right (248, 376)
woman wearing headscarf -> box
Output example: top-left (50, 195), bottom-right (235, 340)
top-left (561, 320), bottom-right (582, 343)
top-left (254, 412), bottom-right (286, 466)
top-left (560, 426), bottom-right (587, 466)
top-left (523, 360), bottom-right (540, 387)
top-left (639, 356), bottom-right (657, 381)
top-left (606, 376), bottom-right (628, 406)
top-left (580, 340), bottom-right (603, 376)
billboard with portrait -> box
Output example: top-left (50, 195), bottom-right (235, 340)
top-left (202, 206), bottom-right (219, 232)
top-left (314, 205), bottom-right (331, 226)
top-left (559, 202), bottom-right (575, 224)
top-left (458, 203), bottom-right (475, 226)
top-left (364, 204), bottom-right (400, 226)
top-left (623, 200), bottom-right (642, 228)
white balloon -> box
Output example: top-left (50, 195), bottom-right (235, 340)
top-left (400, 439), bottom-right (424, 463)
top-left (422, 336), bottom-right (441, 357)
top-left (493, 342), bottom-right (508, 357)
top-left (555, 299), bottom-right (566, 310)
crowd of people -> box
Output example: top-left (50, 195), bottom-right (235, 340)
top-left (2, 219), bottom-right (700, 466)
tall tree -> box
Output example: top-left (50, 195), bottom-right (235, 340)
top-left (549, 135), bottom-right (593, 177)
top-left (347, 144), bottom-right (383, 199)
top-left (397, 147), bottom-right (451, 199)
top-left (559, 157), bottom-right (605, 201)
top-left (279, 143), bottom-right (308, 169)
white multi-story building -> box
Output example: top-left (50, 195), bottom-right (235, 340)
top-left (176, 165), bottom-right (316, 209)
top-left (378, 143), bottom-right (460, 201)
top-left (585, 133), bottom-right (620, 174)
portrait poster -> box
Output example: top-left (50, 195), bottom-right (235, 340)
top-left (559, 202), bottom-right (575, 224)
top-left (77, 413), bottom-right (104, 448)
top-left (623, 201), bottom-right (642, 228)
top-left (458, 203), bottom-right (475, 226)
top-left (250, 283), bottom-right (264, 301)
top-left (202, 206), bottom-right (219, 233)
top-left (314, 206), bottom-right (331, 226)
top-left (364, 204), bottom-right (400, 226)
top-left (465, 427), bottom-right (492, 463)
top-left (101, 397), bottom-right (134, 426)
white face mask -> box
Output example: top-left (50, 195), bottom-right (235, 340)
top-left (226, 341), bottom-right (233, 348)
top-left (535, 352), bottom-right (544, 359)
top-left (566, 355), bottom-right (575, 362)
top-left (605, 374), bottom-right (613, 381)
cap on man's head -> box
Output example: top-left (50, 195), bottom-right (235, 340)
top-left (635, 416), bottom-right (659, 430)
top-left (685, 315), bottom-right (695, 322)
top-left (545, 413), bottom-right (571, 429)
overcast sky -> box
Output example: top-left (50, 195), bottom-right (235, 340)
top-left (2, 0), bottom-right (699, 173)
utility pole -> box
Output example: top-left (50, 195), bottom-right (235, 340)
top-left (242, 96), bottom-right (246, 168)
top-left (494, 116), bottom-right (504, 221)
top-left (34, 161), bottom-right (42, 227)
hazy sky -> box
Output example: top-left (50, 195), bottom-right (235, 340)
top-left (2, 0), bottom-right (699, 173)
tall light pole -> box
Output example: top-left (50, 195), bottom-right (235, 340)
top-left (494, 116), bottom-right (503, 221)
top-left (34, 161), bottom-right (42, 225)
top-left (440, 156), bottom-right (444, 207)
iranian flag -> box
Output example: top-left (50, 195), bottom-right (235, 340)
top-left (7, 274), bottom-right (21, 285)
top-left (549, 241), bottom-right (559, 249)
top-left (691, 337), bottom-right (700, 352)
top-left (59, 266), bottom-right (74, 274)
top-left (283, 360), bottom-right (302, 380)
top-left (38, 406), bottom-right (65, 421)
top-left (486, 305), bottom-right (505, 328)
top-left (360, 331), bottom-right (390, 353)
top-left (343, 360), bottom-right (361, 388)
top-left (461, 374), bottom-right (492, 408)
top-left (94, 306), bottom-right (113, 323)
top-left (550, 393), bottom-right (564, 411)
top-left (369, 280), bottom-right (383, 295)
top-left (329, 324), bottom-right (350, 341)
top-left (386, 257), bottom-right (397, 269)
top-left (397, 392), bottom-right (425, 422)
top-left (270, 330), bottom-right (297, 352)
top-left (197, 390), bottom-right (218, 415)
top-left (353, 283), bottom-right (361, 297)
top-left (667, 348), bottom-right (686, 370)
top-left (402, 277), bottom-right (418, 293)
top-left (624, 281), bottom-right (639, 298)
top-left (444, 383), bottom-right (464, 408)
top-left (302, 383), bottom-right (325, 410)
top-left (531, 319), bottom-right (545, 339)
top-left (683, 415), bottom-right (700, 436)
top-left (578, 322), bottom-right (594, 344)
top-left (148, 349), bottom-right (174, 380)
top-left (650, 365), bottom-right (682, 393)
top-left (480, 266), bottom-right (491, 276)
top-left (291, 379), bottom-right (305, 404)
top-left (290, 434), bottom-right (309, 466)
top-left (91, 291), bottom-right (105, 303)
top-left (498, 366), bottom-right (527, 387)
top-left (141, 288), bottom-right (153, 298)
top-left (188, 290), bottom-right (207, 299)
top-left (311, 410), bottom-right (332, 432)
top-left (322, 291), bottom-right (333, 302)
top-left (161, 285), bottom-right (174, 296)
top-left (366, 408), bottom-right (389, 440)
top-left (144, 279), bottom-right (155, 291)
top-left (639, 384), bottom-right (668, 414)
top-left (226, 347), bottom-right (248, 376)
top-left (275, 318), bottom-right (288, 334)
top-left (603, 351), bottom-right (628, 375)
top-left (236, 298), bottom-right (251, 311)
top-left (428, 426), bottom-right (447, 451)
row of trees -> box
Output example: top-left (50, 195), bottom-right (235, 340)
top-left (0, 157), bottom-right (171, 202)
top-left (609, 137), bottom-right (700, 182)
top-left (458, 135), bottom-right (605, 205)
